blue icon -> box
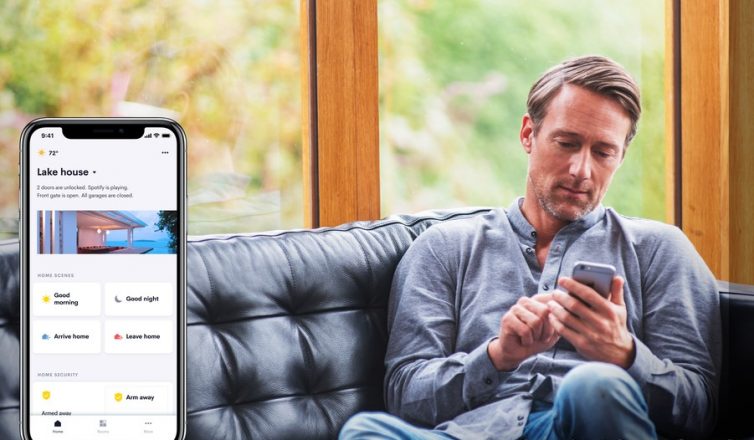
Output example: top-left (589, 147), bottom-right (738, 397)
top-left (42, 334), bottom-right (50, 340)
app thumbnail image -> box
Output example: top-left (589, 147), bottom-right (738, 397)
top-left (37, 210), bottom-right (178, 255)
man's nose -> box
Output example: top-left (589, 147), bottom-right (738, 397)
top-left (569, 148), bottom-right (592, 180)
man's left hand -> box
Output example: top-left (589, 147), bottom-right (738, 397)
top-left (546, 276), bottom-right (635, 369)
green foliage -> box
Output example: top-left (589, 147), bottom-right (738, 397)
top-left (0, 0), bottom-right (669, 240)
top-left (155, 210), bottom-right (178, 253)
top-left (0, 0), bottom-right (302, 237)
top-left (380, 0), bottom-right (667, 221)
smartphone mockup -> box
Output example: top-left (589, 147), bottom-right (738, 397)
top-left (19, 118), bottom-right (186, 440)
top-left (571, 261), bottom-right (616, 298)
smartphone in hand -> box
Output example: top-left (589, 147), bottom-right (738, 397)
top-left (570, 261), bottom-right (616, 298)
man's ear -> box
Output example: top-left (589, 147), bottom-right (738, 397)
top-left (520, 114), bottom-right (534, 153)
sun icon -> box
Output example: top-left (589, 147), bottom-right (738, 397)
top-left (42, 295), bottom-right (50, 303)
top-left (38, 149), bottom-right (46, 156)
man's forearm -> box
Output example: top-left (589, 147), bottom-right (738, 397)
top-left (386, 338), bottom-right (508, 426)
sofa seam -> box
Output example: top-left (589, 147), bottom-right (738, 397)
top-left (186, 384), bottom-right (377, 416)
top-left (194, 247), bottom-right (218, 320)
top-left (187, 209), bottom-right (493, 243)
top-left (210, 330), bottom-right (238, 415)
top-left (313, 393), bottom-right (337, 436)
top-left (274, 239), bottom-right (297, 303)
top-left (353, 232), bottom-right (375, 301)
top-left (187, 306), bottom-right (385, 327)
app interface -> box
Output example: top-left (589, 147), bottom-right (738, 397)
top-left (27, 126), bottom-right (179, 440)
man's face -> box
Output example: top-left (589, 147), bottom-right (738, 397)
top-left (520, 84), bottom-right (631, 222)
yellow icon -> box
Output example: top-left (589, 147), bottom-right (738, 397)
top-left (114, 393), bottom-right (123, 402)
top-left (42, 390), bottom-right (50, 400)
top-left (38, 149), bottom-right (45, 156)
top-left (42, 295), bottom-right (50, 303)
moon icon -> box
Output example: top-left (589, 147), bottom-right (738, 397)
top-left (115, 296), bottom-right (123, 303)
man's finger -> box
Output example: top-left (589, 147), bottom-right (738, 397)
top-left (609, 276), bottom-right (625, 306)
top-left (547, 300), bottom-right (589, 335)
top-left (551, 289), bottom-right (600, 323)
top-left (548, 314), bottom-right (585, 348)
top-left (542, 316), bottom-right (559, 344)
top-left (504, 312), bottom-right (534, 346)
top-left (512, 305), bottom-right (543, 340)
top-left (531, 293), bottom-right (554, 304)
top-left (520, 296), bottom-right (550, 317)
top-left (558, 277), bottom-right (611, 314)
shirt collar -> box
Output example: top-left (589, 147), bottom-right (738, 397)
top-left (506, 196), bottom-right (605, 241)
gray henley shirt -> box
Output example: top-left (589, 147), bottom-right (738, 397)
top-left (385, 198), bottom-right (720, 439)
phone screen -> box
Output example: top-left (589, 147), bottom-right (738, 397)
top-left (22, 121), bottom-right (184, 440)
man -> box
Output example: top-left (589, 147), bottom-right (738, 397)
top-left (340, 56), bottom-right (720, 439)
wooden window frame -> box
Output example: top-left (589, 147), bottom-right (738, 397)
top-left (677, 0), bottom-right (754, 284)
top-left (300, 0), bottom-right (379, 228)
top-left (302, 0), bottom-right (753, 283)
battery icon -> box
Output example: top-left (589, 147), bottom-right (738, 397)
top-left (161, 133), bottom-right (170, 138)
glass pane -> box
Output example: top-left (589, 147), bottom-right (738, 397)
top-left (379, 0), bottom-right (666, 221)
top-left (0, 0), bottom-right (303, 239)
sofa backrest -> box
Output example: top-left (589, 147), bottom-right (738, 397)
top-left (1, 208), bottom-right (753, 439)
top-left (0, 240), bottom-right (20, 440)
top-left (185, 209), bottom-right (489, 439)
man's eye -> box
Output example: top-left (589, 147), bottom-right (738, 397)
top-left (596, 150), bottom-right (614, 159)
top-left (557, 141), bottom-right (576, 148)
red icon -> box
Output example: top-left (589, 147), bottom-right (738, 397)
top-left (114, 334), bottom-right (123, 340)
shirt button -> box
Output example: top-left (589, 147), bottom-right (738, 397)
top-left (543, 284), bottom-right (549, 291)
top-left (525, 247), bottom-right (534, 255)
top-left (517, 415), bottom-right (525, 421)
top-left (484, 377), bottom-right (492, 385)
top-left (530, 231), bottom-right (537, 238)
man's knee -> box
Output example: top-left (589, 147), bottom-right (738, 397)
top-left (339, 412), bottom-right (402, 439)
top-left (559, 362), bottom-right (642, 408)
top-left (555, 363), bottom-right (656, 439)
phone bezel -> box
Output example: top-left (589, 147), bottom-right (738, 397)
top-left (19, 118), bottom-right (187, 440)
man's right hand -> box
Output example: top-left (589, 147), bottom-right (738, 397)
top-left (487, 293), bottom-right (560, 371)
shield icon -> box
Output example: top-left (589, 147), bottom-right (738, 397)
top-left (42, 390), bottom-right (51, 400)
top-left (114, 393), bottom-right (123, 402)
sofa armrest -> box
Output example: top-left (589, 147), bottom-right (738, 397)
top-left (716, 282), bottom-right (754, 438)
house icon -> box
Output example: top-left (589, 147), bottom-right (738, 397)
top-left (54, 420), bottom-right (61, 427)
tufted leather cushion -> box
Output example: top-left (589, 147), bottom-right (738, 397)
top-left (0, 208), bottom-right (753, 439)
top-left (0, 240), bottom-right (20, 440)
top-left (185, 209), bottom-right (489, 439)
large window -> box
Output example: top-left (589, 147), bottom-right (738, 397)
top-left (378, 0), bottom-right (666, 220)
top-left (0, 0), bottom-right (303, 239)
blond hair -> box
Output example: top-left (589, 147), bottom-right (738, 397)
top-left (527, 55), bottom-right (641, 146)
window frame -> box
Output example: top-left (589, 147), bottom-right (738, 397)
top-left (303, 0), bottom-right (754, 284)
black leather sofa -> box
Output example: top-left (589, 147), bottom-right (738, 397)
top-left (1, 208), bottom-right (752, 439)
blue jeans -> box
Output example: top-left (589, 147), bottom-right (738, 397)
top-left (339, 363), bottom-right (657, 439)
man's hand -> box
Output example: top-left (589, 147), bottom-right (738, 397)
top-left (547, 276), bottom-right (635, 368)
top-left (488, 293), bottom-right (560, 371)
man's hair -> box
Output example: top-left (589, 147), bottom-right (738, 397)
top-left (526, 55), bottom-right (642, 146)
